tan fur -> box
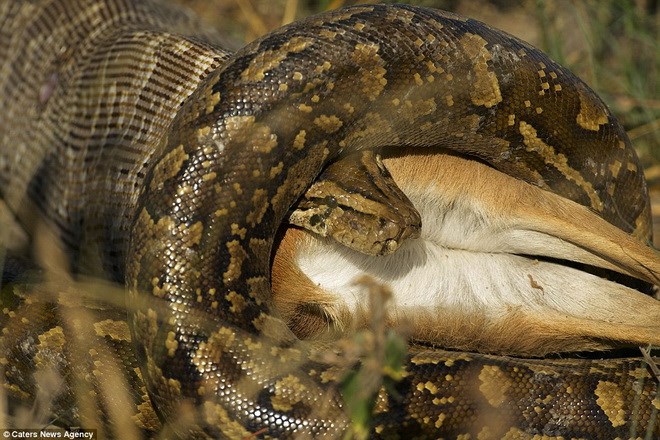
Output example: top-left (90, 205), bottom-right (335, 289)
top-left (271, 241), bottom-right (350, 340)
top-left (272, 151), bottom-right (660, 355)
top-left (382, 149), bottom-right (659, 284)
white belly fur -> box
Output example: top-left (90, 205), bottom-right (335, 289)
top-left (271, 151), bottom-right (660, 355)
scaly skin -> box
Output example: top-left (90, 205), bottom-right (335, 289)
top-left (0, 1), bottom-right (657, 438)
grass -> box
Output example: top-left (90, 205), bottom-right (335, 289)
top-left (176, 0), bottom-right (660, 244)
top-left (2, 0), bottom-right (658, 438)
top-left (176, 0), bottom-right (658, 172)
top-left (171, 2), bottom-right (660, 435)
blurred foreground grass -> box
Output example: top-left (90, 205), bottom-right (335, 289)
top-left (167, 2), bottom-right (660, 435)
top-left (2, 1), bottom-right (658, 437)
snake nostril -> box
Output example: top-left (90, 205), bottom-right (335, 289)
top-left (2, 1), bottom-right (655, 437)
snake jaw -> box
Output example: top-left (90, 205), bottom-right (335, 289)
top-left (0, 1), bottom-right (657, 438)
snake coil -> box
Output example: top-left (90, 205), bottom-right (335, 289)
top-left (0, 1), bottom-right (658, 438)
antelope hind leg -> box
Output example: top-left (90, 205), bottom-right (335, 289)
top-left (273, 151), bottom-right (660, 355)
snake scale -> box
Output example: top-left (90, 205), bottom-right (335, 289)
top-left (1, 0), bottom-right (659, 438)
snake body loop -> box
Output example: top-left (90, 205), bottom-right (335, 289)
top-left (1, 1), bottom-right (658, 438)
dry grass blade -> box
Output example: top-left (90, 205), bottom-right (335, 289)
top-left (281, 0), bottom-right (298, 25)
top-left (234, 0), bottom-right (268, 38)
top-left (628, 119), bottom-right (660, 142)
top-left (3, 1), bottom-right (659, 438)
top-left (641, 346), bottom-right (660, 381)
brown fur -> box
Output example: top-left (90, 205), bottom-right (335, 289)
top-left (272, 151), bottom-right (660, 355)
top-left (382, 149), bottom-right (659, 284)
